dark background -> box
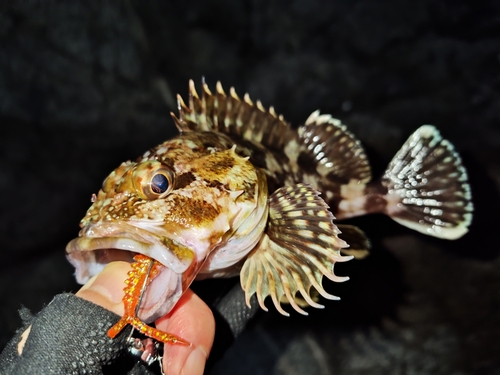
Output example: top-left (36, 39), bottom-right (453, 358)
top-left (1, 1), bottom-right (500, 374)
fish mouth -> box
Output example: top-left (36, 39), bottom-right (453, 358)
top-left (67, 221), bottom-right (194, 282)
top-left (66, 221), bottom-right (196, 322)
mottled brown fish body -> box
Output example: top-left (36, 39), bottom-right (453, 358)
top-left (66, 80), bottom-right (473, 334)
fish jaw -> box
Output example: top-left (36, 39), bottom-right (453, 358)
top-left (66, 221), bottom-right (202, 322)
top-left (66, 177), bottom-right (268, 321)
top-left (66, 203), bottom-right (247, 322)
top-left (66, 222), bottom-right (198, 282)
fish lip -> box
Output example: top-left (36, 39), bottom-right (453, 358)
top-left (66, 221), bottom-right (193, 284)
top-left (67, 221), bottom-right (195, 323)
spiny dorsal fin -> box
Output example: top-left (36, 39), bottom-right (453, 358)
top-left (382, 125), bottom-right (473, 239)
top-left (171, 80), bottom-right (295, 151)
top-left (240, 184), bottom-right (352, 316)
top-left (293, 110), bottom-right (372, 184)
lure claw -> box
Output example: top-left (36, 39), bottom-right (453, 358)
top-left (107, 254), bottom-right (190, 346)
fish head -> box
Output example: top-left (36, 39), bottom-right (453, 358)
top-left (66, 138), bottom-right (268, 322)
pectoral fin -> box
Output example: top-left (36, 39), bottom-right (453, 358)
top-left (337, 224), bottom-right (371, 259)
top-left (240, 184), bottom-right (352, 316)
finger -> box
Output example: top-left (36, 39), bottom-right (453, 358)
top-left (75, 261), bottom-right (130, 315)
top-left (157, 289), bottom-right (215, 375)
top-left (17, 326), bottom-right (32, 355)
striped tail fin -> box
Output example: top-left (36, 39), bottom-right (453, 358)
top-left (382, 125), bottom-right (473, 239)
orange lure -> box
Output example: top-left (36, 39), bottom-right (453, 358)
top-left (107, 254), bottom-right (190, 346)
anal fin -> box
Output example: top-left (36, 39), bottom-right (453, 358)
top-left (240, 184), bottom-right (352, 316)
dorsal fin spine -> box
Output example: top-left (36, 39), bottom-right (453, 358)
top-left (188, 79), bottom-right (197, 110)
top-left (172, 81), bottom-right (294, 153)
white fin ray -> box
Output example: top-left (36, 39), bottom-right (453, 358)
top-left (296, 111), bottom-right (372, 184)
top-left (336, 224), bottom-right (371, 259)
top-left (240, 184), bottom-right (352, 316)
top-left (383, 125), bottom-right (473, 239)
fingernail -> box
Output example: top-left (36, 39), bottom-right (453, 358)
top-left (182, 347), bottom-right (207, 375)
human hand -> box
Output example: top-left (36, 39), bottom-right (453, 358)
top-left (76, 261), bottom-right (215, 375)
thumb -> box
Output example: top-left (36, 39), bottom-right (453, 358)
top-left (75, 261), bottom-right (130, 316)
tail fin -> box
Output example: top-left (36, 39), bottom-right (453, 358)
top-left (382, 125), bottom-right (473, 239)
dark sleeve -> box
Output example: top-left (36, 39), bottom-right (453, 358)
top-left (193, 279), bottom-right (260, 372)
top-left (0, 293), bottom-right (154, 375)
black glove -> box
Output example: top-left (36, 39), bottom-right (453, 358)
top-left (0, 282), bottom-right (258, 375)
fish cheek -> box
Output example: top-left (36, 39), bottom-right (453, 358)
top-left (163, 194), bottom-right (221, 228)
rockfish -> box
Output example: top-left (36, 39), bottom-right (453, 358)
top-left (66, 80), bottom-right (473, 344)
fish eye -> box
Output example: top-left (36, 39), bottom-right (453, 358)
top-left (144, 167), bottom-right (174, 199)
top-left (134, 163), bottom-right (175, 200)
top-left (151, 173), bottom-right (169, 194)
